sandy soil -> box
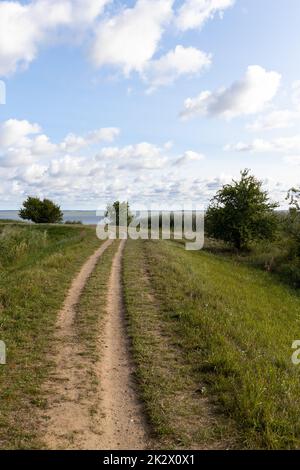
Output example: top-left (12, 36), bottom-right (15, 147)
top-left (41, 238), bottom-right (149, 450)
top-left (41, 239), bottom-right (113, 449)
top-left (98, 239), bottom-right (150, 449)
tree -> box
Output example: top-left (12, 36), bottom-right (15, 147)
top-left (19, 197), bottom-right (63, 224)
top-left (205, 169), bottom-right (279, 250)
top-left (105, 201), bottom-right (133, 226)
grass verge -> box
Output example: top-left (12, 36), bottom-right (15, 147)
top-left (123, 238), bottom-right (300, 449)
top-left (122, 239), bottom-right (238, 449)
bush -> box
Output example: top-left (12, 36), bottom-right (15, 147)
top-left (19, 197), bottom-right (63, 224)
top-left (65, 221), bottom-right (83, 225)
top-left (205, 169), bottom-right (279, 250)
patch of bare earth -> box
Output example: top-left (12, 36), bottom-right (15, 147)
top-left (40, 238), bottom-right (149, 450)
top-left (40, 240), bottom-right (113, 449)
top-left (99, 240), bottom-right (150, 450)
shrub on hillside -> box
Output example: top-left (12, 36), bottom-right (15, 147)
top-left (205, 169), bottom-right (279, 250)
top-left (19, 197), bottom-right (63, 224)
top-left (65, 220), bottom-right (83, 225)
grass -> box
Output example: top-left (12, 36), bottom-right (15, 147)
top-left (123, 239), bottom-right (238, 449)
top-left (123, 238), bottom-right (300, 449)
top-left (0, 223), bottom-right (102, 449)
top-left (200, 212), bottom-right (300, 288)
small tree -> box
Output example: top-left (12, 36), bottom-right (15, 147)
top-left (19, 197), bottom-right (63, 224)
top-left (205, 169), bottom-right (279, 250)
top-left (105, 201), bottom-right (133, 226)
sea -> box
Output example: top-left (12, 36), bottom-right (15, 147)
top-left (0, 210), bottom-right (104, 225)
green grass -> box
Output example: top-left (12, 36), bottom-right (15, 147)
top-left (123, 239), bottom-right (238, 449)
top-left (0, 223), bottom-right (102, 449)
top-left (123, 239), bottom-right (300, 449)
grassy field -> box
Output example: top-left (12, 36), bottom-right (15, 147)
top-left (0, 223), bottom-right (102, 449)
top-left (1, 221), bottom-right (300, 450)
top-left (123, 239), bottom-right (300, 449)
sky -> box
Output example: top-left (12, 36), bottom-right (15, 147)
top-left (0, 0), bottom-right (299, 210)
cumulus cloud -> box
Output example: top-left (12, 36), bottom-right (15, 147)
top-left (225, 135), bottom-right (300, 154)
top-left (60, 127), bottom-right (120, 152)
top-left (246, 80), bottom-right (300, 131)
top-left (0, 0), bottom-right (230, 92)
top-left (143, 45), bottom-right (211, 92)
top-left (247, 110), bottom-right (300, 131)
top-left (0, 0), bottom-right (111, 76)
top-left (0, 119), bottom-right (120, 167)
top-left (0, 119), bottom-right (40, 147)
top-left (90, 0), bottom-right (173, 75)
top-left (180, 65), bottom-right (281, 120)
top-left (175, 150), bottom-right (205, 165)
top-left (176, 0), bottom-right (235, 31)
top-left (97, 142), bottom-right (169, 169)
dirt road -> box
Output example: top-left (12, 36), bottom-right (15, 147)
top-left (99, 239), bottom-right (149, 449)
top-left (41, 239), bottom-right (149, 449)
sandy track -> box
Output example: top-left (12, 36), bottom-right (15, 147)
top-left (41, 238), bottom-right (149, 450)
top-left (41, 239), bottom-right (113, 450)
top-left (98, 239), bottom-right (150, 450)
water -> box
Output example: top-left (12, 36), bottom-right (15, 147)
top-left (0, 210), bottom-right (104, 225)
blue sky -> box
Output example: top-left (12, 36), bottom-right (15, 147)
top-left (0, 0), bottom-right (299, 209)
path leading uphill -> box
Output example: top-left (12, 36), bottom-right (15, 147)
top-left (40, 238), bottom-right (149, 449)
top-left (98, 239), bottom-right (149, 449)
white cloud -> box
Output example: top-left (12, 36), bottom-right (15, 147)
top-left (87, 127), bottom-right (120, 143)
top-left (176, 0), bottom-right (235, 31)
top-left (0, 119), bottom-right (40, 147)
top-left (0, 147), bottom-right (36, 168)
top-left (247, 110), bottom-right (300, 131)
top-left (49, 155), bottom-right (92, 177)
top-left (60, 127), bottom-right (120, 152)
top-left (175, 150), bottom-right (205, 165)
top-left (246, 80), bottom-right (300, 131)
top-left (19, 163), bottom-right (47, 183)
top-left (0, 119), bottom-right (120, 167)
top-left (0, 0), bottom-right (111, 76)
top-left (225, 135), bottom-right (300, 154)
top-left (31, 134), bottom-right (57, 155)
top-left (181, 65), bottom-right (281, 120)
top-left (143, 45), bottom-right (211, 92)
top-left (97, 142), bottom-right (168, 169)
top-left (90, 0), bottom-right (174, 75)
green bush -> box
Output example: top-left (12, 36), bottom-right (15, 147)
top-left (19, 197), bottom-right (63, 224)
top-left (65, 220), bottom-right (83, 225)
top-left (206, 169), bottom-right (279, 250)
